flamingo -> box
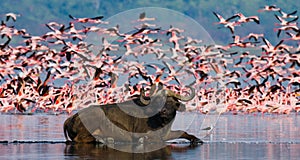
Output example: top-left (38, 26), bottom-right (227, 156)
top-left (278, 10), bottom-right (298, 19)
top-left (68, 14), bottom-right (104, 23)
top-left (241, 33), bottom-right (264, 42)
top-left (45, 22), bottom-right (65, 35)
top-left (274, 25), bottom-right (300, 37)
top-left (101, 37), bottom-right (119, 51)
top-left (167, 28), bottom-right (183, 51)
top-left (260, 37), bottom-right (285, 53)
top-left (0, 38), bottom-right (11, 49)
top-left (234, 13), bottom-right (260, 24)
top-left (212, 12), bottom-right (238, 25)
top-left (274, 14), bottom-right (298, 26)
top-left (81, 26), bottom-right (104, 34)
top-left (257, 5), bottom-right (280, 12)
top-left (5, 13), bottom-right (20, 22)
top-left (162, 61), bottom-right (182, 85)
top-left (221, 21), bottom-right (241, 34)
top-left (285, 31), bottom-right (300, 41)
top-left (230, 35), bottom-right (258, 48)
top-left (137, 12), bottom-right (156, 22)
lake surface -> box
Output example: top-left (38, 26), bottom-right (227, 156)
top-left (1, 113), bottom-right (300, 159)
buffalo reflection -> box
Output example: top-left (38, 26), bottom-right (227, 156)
top-left (64, 143), bottom-right (200, 160)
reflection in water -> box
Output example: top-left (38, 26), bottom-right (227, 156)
top-left (208, 113), bottom-right (300, 143)
top-left (0, 143), bottom-right (67, 160)
top-left (0, 114), bottom-right (68, 142)
top-left (1, 142), bottom-right (300, 159)
top-left (200, 143), bottom-right (300, 160)
top-left (1, 114), bottom-right (300, 159)
top-left (64, 143), bottom-right (198, 160)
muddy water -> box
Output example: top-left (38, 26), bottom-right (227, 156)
top-left (0, 113), bottom-right (300, 159)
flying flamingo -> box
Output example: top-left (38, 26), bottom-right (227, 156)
top-left (234, 13), bottom-right (260, 24)
top-left (5, 13), bottom-right (20, 22)
top-left (137, 12), bottom-right (156, 22)
top-left (274, 14), bottom-right (298, 26)
top-left (68, 14), bottom-right (105, 23)
top-left (285, 32), bottom-right (300, 41)
top-left (230, 35), bottom-right (258, 48)
top-left (241, 33), bottom-right (264, 41)
top-left (167, 28), bottom-right (184, 51)
top-left (257, 5), bottom-right (280, 12)
top-left (222, 21), bottom-right (241, 34)
top-left (260, 37), bottom-right (285, 53)
top-left (212, 12), bottom-right (238, 25)
top-left (274, 25), bottom-right (300, 37)
top-left (278, 10), bottom-right (298, 19)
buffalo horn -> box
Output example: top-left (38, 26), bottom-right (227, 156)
top-left (139, 87), bottom-right (151, 105)
top-left (166, 86), bottom-right (195, 102)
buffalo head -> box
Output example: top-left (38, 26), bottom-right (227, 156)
top-left (137, 83), bottom-right (195, 119)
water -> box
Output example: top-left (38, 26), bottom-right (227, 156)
top-left (1, 113), bottom-right (300, 159)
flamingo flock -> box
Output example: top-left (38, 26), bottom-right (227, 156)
top-left (0, 6), bottom-right (299, 115)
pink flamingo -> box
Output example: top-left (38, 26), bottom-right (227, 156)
top-left (257, 5), bottom-right (280, 12)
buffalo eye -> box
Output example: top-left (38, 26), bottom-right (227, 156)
top-left (173, 102), bottom-right (180, 109)
top-left (161, 108), bottom-right (167, 114)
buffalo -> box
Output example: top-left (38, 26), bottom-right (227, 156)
top-left (63, 84), bottom-right (203, 144)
